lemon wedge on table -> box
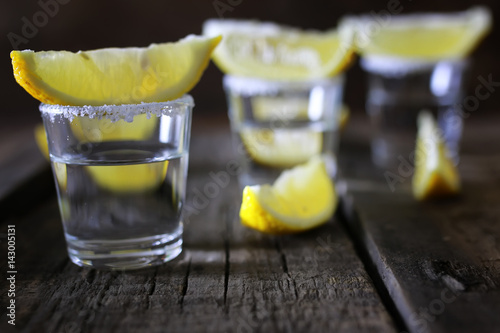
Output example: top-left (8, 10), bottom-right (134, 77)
top-left (10, 35), bottom-right (221, 105)
top-left (203, 19), bottom-right (355, 80)
top-left (343, 6), bottom-right (491, 60)
top-left (240, 156), bottom-right (337, 234)
top-left (412, 111), bottom-right (460, 200)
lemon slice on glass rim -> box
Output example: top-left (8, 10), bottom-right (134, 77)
top-left (342, 6), bottom-right (491, 61)
top-left (240, 156), bottom-right (337, 234)
top-left (11, 35), bottom-right (221, 106)
top-left (18, 36), bottom-right (219, 193)
top-left (203, 19), bottom-right (355, 80)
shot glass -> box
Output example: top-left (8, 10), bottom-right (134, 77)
top-left (362, 57), bottom-right (468, 169)
top-left (223, 75), bottom-right (344, 187)
top-left (40, 95), bottom-right (193, 270)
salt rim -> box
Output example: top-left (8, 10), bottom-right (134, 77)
top-left (360, 56), bottom-right (468, 77)
top-left (223, 75), bottom-right (344, 96)
top-left (343, 6), bottom-right (489, 30)
top-left (203, 18), bottom-right (315, 38)
top-left (40, 94), bottom-right (194, 123)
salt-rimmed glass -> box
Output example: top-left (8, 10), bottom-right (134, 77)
top-left (223, 75), bottom-right (344, 187)
top-left (361, 57), bottom-right (468, 170)
top-left (40, 95), bottom-right (193, 270)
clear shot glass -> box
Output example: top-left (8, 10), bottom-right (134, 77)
top-left (361, 57), bottom-right (468, 169)
top-left (223, 75), bottom-right (344, 187)
top-left (40, 96), bottom-right (193, 270)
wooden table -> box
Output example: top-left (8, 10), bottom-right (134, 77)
top-left (1, 112), bottom-right (499, 333)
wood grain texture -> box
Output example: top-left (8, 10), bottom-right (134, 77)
top-left (338, 114), bottom-right (500, 333)
top-left (0, 117), bottom-right (396, 333)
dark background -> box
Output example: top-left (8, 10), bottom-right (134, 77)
top-left (1, 0), bottom-right (499, 127)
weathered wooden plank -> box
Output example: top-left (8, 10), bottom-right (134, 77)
top-left (0, 116), bottom-right (398, 333)
top-left (0, 172), bottom-right (224, 333)
top-left (225, 193), bottom-right (397, 332)
top-left (339, 116), bottom-right (500, 333)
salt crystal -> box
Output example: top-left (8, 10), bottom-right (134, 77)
top-left (39, 95), bottom-right (194, 123)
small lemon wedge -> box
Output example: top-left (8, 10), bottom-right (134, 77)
top-left (11, 35), bottom-right (221, 105)
top-left (240, 156), bottom-right (337, 234)
top-left (343, 6), bottom-right (491, 60)
top-left (203, 19), bottom-right (355, 80)
top-left (412, 111), bottom-right (460, 200)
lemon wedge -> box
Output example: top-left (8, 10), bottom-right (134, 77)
top-left (343, 6), bottom-right (491, 60)
top-left (241, 128), bottom-right (322, 168)
top-left (18, 36), bottom-right (215, 194)
top-left (412, 111), bottom-right (460, 200)
top-left (11, 35), bottom-right (221, 105)
top-left (203, 19), bottom-right (354, 80)
top-left (240, 156), bottom-right (337, 234)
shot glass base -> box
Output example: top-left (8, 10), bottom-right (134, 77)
top-left (66, 231), bottom-right (183, 270)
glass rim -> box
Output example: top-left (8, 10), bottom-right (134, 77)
top-left (39, 94), bottom-right (194, 122)
top-left (360, 55), bottom-right (469, 76)
top-left (223, 74), bottom-right (344, 95)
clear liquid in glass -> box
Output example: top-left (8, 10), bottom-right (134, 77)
top-left (52, 142), bottom-right (188, 270)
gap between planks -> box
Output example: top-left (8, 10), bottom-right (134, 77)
top-left (338, 197), bottom-right (410, 333)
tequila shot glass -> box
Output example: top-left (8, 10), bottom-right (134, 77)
top-left (40, 96), bottom-right (193, 270)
